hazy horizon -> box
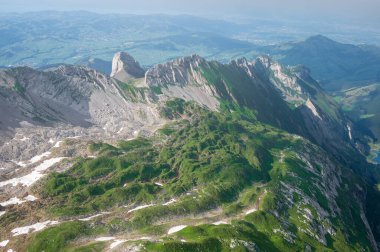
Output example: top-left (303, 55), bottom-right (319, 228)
top-left (1, 0), bottom-right (379, 25)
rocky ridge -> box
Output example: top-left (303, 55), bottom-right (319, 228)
top-left (0, 52), bottom-right (378, 251)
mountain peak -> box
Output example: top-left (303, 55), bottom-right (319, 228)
top-left (145, 54), bottom-right (206, 87)
top-left (169, 54), bottom-right (206, 66)
top-left (110, 52), bottom-right (145, 82)
top-left (305, 35), bottom-right (336, 44)
top-left (254, 55), bottom-right (273, 68)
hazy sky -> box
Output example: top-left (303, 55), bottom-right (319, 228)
top-left (1, 0), bottom-right (379, 23)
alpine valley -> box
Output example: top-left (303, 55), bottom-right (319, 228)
top-left (1, 50), bottom-right (380, 252)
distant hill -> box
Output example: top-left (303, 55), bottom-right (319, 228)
top-left (261, 35), bottom-right (380, 91)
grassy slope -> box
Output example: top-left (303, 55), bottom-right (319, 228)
top-left (15, 101), bottom-right (372, 251)
top-left (199, 61), bottom-right (309, 137)
top-left (199, 59), bottom-right (353, 163)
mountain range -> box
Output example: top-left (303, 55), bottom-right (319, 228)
top-left (0, 52), bottom-right (379, 251)
top-left (262, 35), bottom-right (380, 91)
top-left (1, 11), bottom-right (380, 87)
top-left (34, 33), bottom-right (380, 94)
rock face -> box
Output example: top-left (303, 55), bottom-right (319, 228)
top-left (227, 56), bottom-right (356, 159)
top-left (145, 55), bottom-right (220, 110)
top-left (110, 52), bottom-right (145, 82)
top-left (0, 63), bottom-right (166, 187)
top-left (145, 55), bottom-right (206, 87)
top-left (0, 64), bottom-right (165, 154)
top-left (253, 56), bottom-right (307, 106)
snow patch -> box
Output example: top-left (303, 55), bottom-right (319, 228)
top-left (110, 239), bottom-right (126, 249)
top-left (127, 204), bottom-right (155, 213)
top-left (100, 236), bottom-right (152, 249)
top-left (79, 214), bottom-right (103, 221)
top-left (95, 237), bottom-right (115, 242)
top-left (0, 195), bottom-right (37, 206)
top-left (48, 138), bottom-right (54, 144)
top-left (0, 240), bottom-right (9, 247)
top-left (162, 199), bottom-right (177, 206)
top-left (24, 195), bottom-right (38, 201)
top-left (12, 160), bottom-right (27, 167)
top-left (53, 141), bottom-right (63, 148)
top-left (0, 211), bottom-right (6, 217)
top-left (12, 150), bottom-right (54, 168)
top-left (11, 220), bottom-right (59, 236)
top-left (19, 136), bottom-right (30, 141)
top-left (78, 212), bottom-right (110, 221)
top-left (347, 125), bottom-right (353, 140)
top-left (230, 239), bottom-right (238, 249)
top-left (138, 237), bottom-right (151, 240)
top-left (30, 151), bottom-right (51, 164)
top-left (0, 157), bottom-right (65, 188)
top-left (245, 208), bottom-right (257, 215)
top-left (117, 127), bottom-right (124, 134)
top-left (306, 99), bottom-right (322, 120)
top-left (213, 221), bottom-right (228, 225)
top-left (168, 225), bottom-right (187, 234)
top-left (154, 182), bottom-right (163, 187)
top-left (0, 197), bottom-right (24, 206)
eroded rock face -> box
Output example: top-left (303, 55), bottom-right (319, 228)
top-left (145, 55), bottom-right (206, 87)
top-left (234, 56), bottom-right (307, 106)
top-left (145, 55), bottom-right (220, 110)
top-left (110, 52), bottom-right (145, 82)
top-left (0, 64), bottom-right (164, 142)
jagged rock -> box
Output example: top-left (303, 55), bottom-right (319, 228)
top-left (0, 53), bottom-right (358, 160)
top-left (145, 54), bottom-right (220, 110)
top-left (110, 52), bottom-right (145, 82)
top-left (145, 54), bottom-right (206, 87)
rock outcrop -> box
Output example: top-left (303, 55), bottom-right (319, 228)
top-left (110, 52), bottom-right (145, 82)
top-left (145, 54), bottom-right (206, 87)
top-left (145, 55), bottom-right (220, 110)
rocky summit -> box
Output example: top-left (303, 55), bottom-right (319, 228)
top-left (0, 52), bottom-right (379, 252)
top-left (111, 52), bottom-right (146, 83)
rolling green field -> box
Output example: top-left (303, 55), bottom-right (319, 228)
top-left (0, 101), bottom-right (373, 251)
